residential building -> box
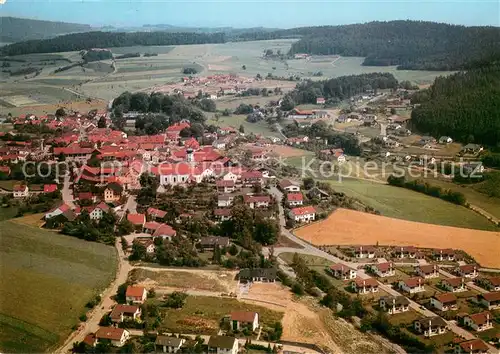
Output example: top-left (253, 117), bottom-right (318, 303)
top-left (456, 264), bottom-right (478, 278)
top-left (286, 193), bottom-right (304, 206)
top-left (399, 277), bottom-right (425, 294)
top-left (155, 336), bottom-right (186, 353)
top-left (152, 224), bottom-right (177, 240)
top-left (354, 246), bottom-right (376, 259)
top-left (306, 187), bottom-right (330, 200)
top-left (431, 293), bottom-right (458, 311)
top-left (433, 248), bottom-right (455, 261)
top-left (110, 305), bottom-right (142, 323)
top-left (144, 221), bottom-right (161, 234)
top-left (127, 213), bottom-right (146, 230)
top-left (440, 278), bottom-right (466, 293)
top-left (393, 246), bottom-right (417, 259)
top-left (279, 179), bottom-right (300, 192)
top-left (125, 285), bottom-right (147, 304)
top-left (85, 202), bottom-right (110, 220)
top-left (477, 276), bottom-right (500, 291)
top-left (147, 207), bottom-right (167, 221)
top-left (216, 180), bottom-right (236, 193)
top-left (350, 277), bottom-right (379, 294)
top-left (328, 264), bottom-right (357, 280)
top-left (13, 184), bottom-right (29, 198)
top-left (44, 203), bottom-right (72, 219)
top-left (230, 311), bottom-right (259, 331)
top-left (289, 206), bottom-right (316, 223)
top-left (244, 195), bottom-right (271, 209)
top-left (416, 264), bottom-right (439, 279)
top-left (199, 236), bottom-right (230, 250)
top-left (241, 170), bottom-right (263, 187)
top-left (463, 311), bottom-right (493, 332)
top-left (43, 184), bottom-right (58, 193)
top-left (95, 327), bottom-right (130, 347)
top-left (439, 136), bottom-right (453, 144)
top-left (238, 268), bottom-right (276, 283)
top-left (478, 292), bottom-right (500, 310)
top-left (218, 194), bottom-right (234, 207)
top-left (207, 335), bottom-right (238, 354)
top-left (369, 262), bottom-right (395, 277)
top-left (413, 317), bottom-right (448, 337)
top-left (379, 296), bottom-right (410, 315)
top-left (455, 339), bottom-right (489, 354)
top-left (214, 208), bottom-right (231, 222)
top-left (133, 237), bottom-right (156, 254)
top-left (104, 182), bottom-right (123, 203)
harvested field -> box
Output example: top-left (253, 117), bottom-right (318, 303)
top-left (0, 99), bottom-right (107, 117)
top-left (295, 208), bottom-right (500, 268)
top-left (272, 145), bottom-right (314, 158)
top-left (129, 267), bottom-right (238, 293)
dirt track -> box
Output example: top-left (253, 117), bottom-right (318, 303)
top-left (295, 208), bottom-right (500, 268)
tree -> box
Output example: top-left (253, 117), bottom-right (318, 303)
top-left (164, 291), bottom-right (188, 308)
top-left (280, 95), bottom-right (295, 111)
top-left (97, 116), bottom-right (106, 128)
top-left (116, 282), bottom-right (129, 304)
top-left (302, 177), bottom-right (315, 190)
top-left (55, 107), bottom-right (66, 117)
top-left (129, 242), bottom-right (146, 261)
top-left (242, 65), bottom-right (247, 70)
top-left (239, 124), bottom-right (245, 134)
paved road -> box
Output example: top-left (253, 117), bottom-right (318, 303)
top-left (61, 173), bottom-right (75, 209)
top-left (57, 238), bottom-right (132, 353)
top-left (118, 195), bottom-right (137, 220)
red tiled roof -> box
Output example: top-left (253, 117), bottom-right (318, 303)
top-left (216, 180), bottom-right (235, 187)
top-left (418, 265), bottom-right (438, 274)
top-left (290, 206), bottom-right (316, 216)
top-left (353, 277), bottom-right (378, 287)
top-left (83, 334), bottom-right (96, 346)
top-left (458, 339), bottom-right (489, 352)
top-left (434, 293), bottom-right (457, 304)
top-left (43, 184), bottom-right (58, 193)
top-left (330, 263), bottom-right (354, 272)
top-left (485, 276), bottom-right (500, 287)
top-left (95, 327), bottom-right (126, 341)
top-left (126, 285), bottom-right (145, 298)
top-left (481, 291), bottom-right (500, 302)
top-left (403, 277), bottom-right (424, 288)
top-left (243, 195), bottom-right (271, 204)
top-left (467, 311), bottom-right (492, 325)
top-left (110, 304), bottom-right (140, 320)
top-left (286, 193), bottom-right (303, 202)
top-left (144, 221), bottom-right (161, 230)
top-left (459, 264), bottom-right (477, 273)
top-left (214, 208), bottom-right (231, 216)
top-left (147, 207), bottom-right (167, 219)
top-left (241, 171), bottom-right (263, 179)
top-left (13, 184), bottom-right (27, 192)
top-left (153, 224), bottom-right (176, 237)
top-left (127, 213), bottom-right (145, 225)
top-left (230, 311), bottom-right (257, 323)
top-left (167, 122), bottom-right (190, 132)
top-left (78, 192), bottom-right (94, 200)
top-left (373, 262), bottom-right (393, 272)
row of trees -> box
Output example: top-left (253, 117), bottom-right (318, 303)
top-left (1, 31), bottom-right (226, 56)
top-left (411, 64), bottom-right (500, 146)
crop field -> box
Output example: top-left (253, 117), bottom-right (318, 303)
top-left (294, 208), bottom-right (500, 268)
top-left (326, 179), bottom-right (497, 231)
top-left (1, 39), bottom-right (453, 110)
top-left (159, 295), bottom-right (283, 335)
top-left (0, 220), bottom-right (117, 352)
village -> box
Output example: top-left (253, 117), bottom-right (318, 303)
top-left (0, 83), bottom-right (499, 354)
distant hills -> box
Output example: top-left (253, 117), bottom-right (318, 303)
top-left (0, 16), bottom-right (92, 42)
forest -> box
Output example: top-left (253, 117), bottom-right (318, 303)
top-left (0, 31), bottom-right (226, 56)
top-left (411, 63), bottom-right (500, 146)
top-left (237, 21), bottom-right (500, 70)
top-left (282, 72), bottom-right (398, 107)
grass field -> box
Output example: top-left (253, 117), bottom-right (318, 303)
top-left (295, 208), bottom-right (500, 268)
top-left (0, 220), bottom-right (117, 352)
top-left (160, 295), bottom-right (283, 335)
top-left (206, 114), bottom-right (277, 137)
top-left (326, 179), bottom-right (497, 231)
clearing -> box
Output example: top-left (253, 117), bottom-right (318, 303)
top-left (129, 267), bottom-right (238, 293)
top-left (326, 179), bottom-right (497, 231)
top-left (295, 208), bottom-right (500, 268)
top-left (0, 220), bottom-right (117, 353)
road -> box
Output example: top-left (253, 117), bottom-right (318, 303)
top-left (118, 195), bottom-right (137, 220)
top-left (61, 173), bottom-right (75, 209)
top-left (57, 238), bottom-right (132, 353)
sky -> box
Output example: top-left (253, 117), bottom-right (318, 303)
top-left (1, 0), bottom-right (499, 28)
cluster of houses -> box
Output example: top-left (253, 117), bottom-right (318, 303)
top-left (278, 179), bottom-right (317, 224)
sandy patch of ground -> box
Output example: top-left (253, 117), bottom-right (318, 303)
top-left (295, 208), bottom-right (500, 268)
top-left (130, 267), bottom-right (238, 293)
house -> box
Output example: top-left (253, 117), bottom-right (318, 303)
top-left (350, 277), bottom-right (379, 294)
top-left (44, 203), bottom-right (72, 219)
top-left (286, 193), bottom-right (304, 206)
top-left (78, 192), bottom-right (96, 203)
top-left (477, 276), bottom-right (500, 291)
top-left (104, 182), bottom-right (123, 203)
top-left (214, 208), bottom-right (232, 222)
top-left (144, 221), bottom-right (161, 234)
top-left (125, 285), bottom-right (147, 304)
top-left (230, 311), bottom-right (259, 331)
top-left (399, 277), bottom-right (425, 294)
top-left (95, 327), bottom-right (130, 347)
top-left (218, 194), bottom-right (234, 207)
top-left (413, 317), bottom-right (448, 337)
top-left (289, 206), bottom-right (316, 223)
top-left (456, 264), bottom-right (478, 278)
top-left (455, 339), bottom-right (489, 354)
top-left (147, 207), bottom-right (167, 221)
top-left (13, 184), bottom-right (29, 198)
top-left (212, 140), bottom-right (227, 150)
top-left (354, 246), bottom-right (376, 259)
top-left (241, 171), bottom-right (263, 187)
top-left (86, 202), bottom-right (110, 220)
top-left (369, 262), bottom-right (395, 277)
top-left (379, 296), bottom-right (410, 315)
top-left (243, 195), bottom-right (271, 209)
top-left (43, 184), bottom-right (58, 193)
top-left (316, 97), bottom-right (325, 105)
top-left (152, 224), bottom-right (177, 240)
top-left (478, 291), bottom-right (500, 310)
top-left (431, 293), bottom-right (458, 311)
top-left (440, 277), bottom-right (466, 293)
top-left (238, 268), bottom-right (277, 283)
top-left (463, 311), bottom-right (493, 332)
top-left (127, 213), bottom-right (146, 230)
top-left (393, 246), bottom-right (417, 259)
top-left (439, 136), bottom-right (453, 144)
top-left (279, 179), bottom-right (300, 192)
top-left (328, 264), bottom-right (357, 280)
top-left (199, 236), bottom-right (230, 250)
top-left (110, 304), bottom-right (142, 323)
top-left (434, 248), bottom-right (455, 261)
top-left (416, 264), bottom-right (439, 279)
top-left (133, 237), bottom-right (156, 254)
top-left (461, 144), bottom-right (483, 154)
top-left (216, 180), bottom-right (236, 193)
top-left (207, 335), bottom-right (238, 354)
top-left (155, 336), bottom-right (186, 353)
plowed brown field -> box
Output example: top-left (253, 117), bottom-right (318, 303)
top-left (295, 208), bottom-right (500, 268)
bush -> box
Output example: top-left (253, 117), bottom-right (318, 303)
top-left (291, 282), bottom-right (304, 295)
top-left (79, 314), bottom-right (88, 322)
top-left (163, 291), bottom-right (188, 308)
